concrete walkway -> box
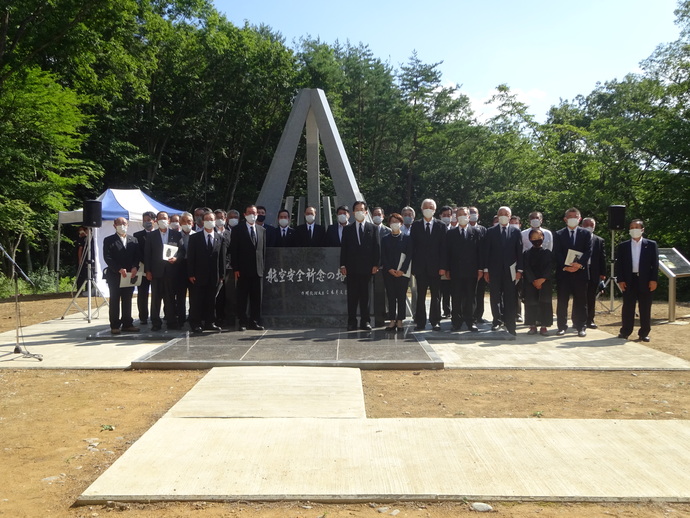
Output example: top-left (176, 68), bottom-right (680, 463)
top-left (79, 366), bottom-right (690, 504)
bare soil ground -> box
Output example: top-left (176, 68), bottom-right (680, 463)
top-left (1, 295), bottom-right (689, 517)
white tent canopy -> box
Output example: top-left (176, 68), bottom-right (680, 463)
top-left (56, 189), bottom-right (184, 295)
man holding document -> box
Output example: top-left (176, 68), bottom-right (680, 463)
top-left (103, 217), bottom-right (141, 334)
top-left (553, 207), bottom-right (592, 337)
top-left (482, 206), bottom-right (523, 336)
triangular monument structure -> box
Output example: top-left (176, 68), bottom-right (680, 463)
top-left (256, 88), bottom-right (364, 224)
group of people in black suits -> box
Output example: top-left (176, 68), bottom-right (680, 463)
top-left (103, 199), bottom-right (659, 342)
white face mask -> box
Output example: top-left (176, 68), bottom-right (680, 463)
top-left (567, 217), bottom-right (580, 229)
top-left (245, 214), bottom-right (257, 224)
top-left (422, 208), bottom-right (435, 219)
top-left (390, 222), bottom-right (402, 232)
top-left (337, 214), bottom-right (348, 224)
top-left (228, 218), bottom-right (239, 227)
top-left (629, 228), bottom-right (643, 239)
top-left (451, 215), bottom-right (458, 223)
top-left (498, 215), bottom-right (510, 226)
top-left (157, 219), bottom-right (169, 230)
top-left (372, 215), bottom-right (383, 225)
top-left (203, 220), bottom-right (215, 230)
top-left (469, 213), bottom-right (478, 222)
top-left (116, 225), bottom-right (127, 236)
top-left (215, 219), bottom-right (225, 228)
top-left (510, 223), bottom-right (520, 229)
top-left (441, 216), bottom-right (451, 225)
top-left (170, 222), bottom-right (180, 230)
top-left (278, 218), bottom-right (289, 228)
top-left (181, 224), bottom-right (192, 233)
top-left (457, 215), bottom-right (469, 226)
top-left (583, 226), bottom-right (594, 233)
top-left (354, 211), bottom-right (366, 222)
top-left (305, 214), bottom-right (315, 224)
top-left (530, 218), bottom-right (541, 228)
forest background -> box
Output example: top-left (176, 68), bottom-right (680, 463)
top-left (1, 0), bottom-right (690, 298)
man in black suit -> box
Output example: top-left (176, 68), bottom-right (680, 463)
top-left (187, 210), bottom-right (226, 333)
top-left (340, 201), bottom-right (380, 331)
top-left (469, 206), bottom-right (488, 324)
top-left (133, 210), bottom-right (156, 325)
top-left (174, 212), bottom-right (195, 325)
top-left (326, 205), bottom-right (350, 247)
top-left (215, 211), bottom-right (235, 328)
top-left (103, 217), bottom-right (141, 334)
top-left (615, 219), bottom-right (659, 342)
top-left (410, 198), bottom-right (447, 331)
top-left (274, 208), bottom-right (296, 247)
top-left (482, 206), bottom-right (523, 336)
top-left (256, 205), bottom-right (276, 247)
top-left (231, 204), bottom-right (267, 331)
top-left (294, 206), bottom-right (326, 246)
top-left (144, 211), bottom-right (182, 331)
top-left (442, 206), bottom-right (483, 332)
top-left (553, 207), bottom-right (592, 337)
top-left (582, 217), bottom-right (607, 329)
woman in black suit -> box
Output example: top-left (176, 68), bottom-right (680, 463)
top-left (381, 213), bottom-right (413, 332)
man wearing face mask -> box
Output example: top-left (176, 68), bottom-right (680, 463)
top-left (469, 206), bottom-right (488, 324)
top-left (274, 209), bottom-right (295, 247)
top-left (411, 199), bottom-right (447, 331)
top-left (326, 205), bottom-right (350, 247)
top-left (522, 211), bottom-right (553, 251)
top-left (103, 217), bottom-right (141, 334)
top-left (214, 209), bottom-right (227, 232)
top-left (169, 214), bottom-right (181, 232)
top-left (133, 211), bottom-right (156, 325)
top-left (553, 207), bottom-right (592, 337)
top-left (174, 212), bottom-right (195, 326)
top-left (187, 210), bottom-right (226, 333)
top-left (226, 209), bottom-right (240, 230)
top-left (192, 207), bottom-right (207, 233)
top-left (231, 205), bottom-right (266, 331)
top-left (401, 206), bottom-right (415, 236)
top-left (615, 219), bottom-right (658, 342)
top-left (582, 217), bottom-right (607, 329)
top-left (439, 205), bottom-right (454, 319)
top-left (482, 206), bottom-right (523, 336)
top-left (371, 207), bottom-right (390, 326)
top-left (294, 206), bottom-right (326, 246)
top-left (255, 206), bottom-right (276, 244)
top-left (145, 211), bottom-right (182, 331)
top-left (442, 206), bottom-right (483, 332)
top-left (340, 201), bottom-right (380, 331)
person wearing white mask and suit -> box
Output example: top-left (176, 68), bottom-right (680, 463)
top-left (294, 206), bottom-right (326, 246)
top-left (553, 207), bottom-right (592, 337)
top-left (615, 219), bottom-right (658, 342)
top-left (326, 205), bottom-right (350, 247)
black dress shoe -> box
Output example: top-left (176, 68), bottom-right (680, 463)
top-left (432, 324), bottom-right (442, 332)
top-left (491, 324), bottom-right (501, 331)
top-left (578, 329), bottom-right (587, 337)
top-left (204, 323), bottom-right (221, 331)
top-left (360, 323), bottom-right (372, 331)
top-left (248, 324), bottom-right (265, 331)
top-left (192, 327), bottom-right (203, 334)
top-left (556, 329), bottom-right (566, 336)
top-left (237, 325), bottom-right (247, 332)
top-left (640, 336), bottom-right (651, 342)
top-left (347, 324), bottom-right (358, 331)
top-left (414, 325), bottom-right (425, 331)
top-left (151, 325), bottom-right (162, 332)
top-left (617, 334), bottom-right (628, 339)
top-left (469, 325), bottom-right (479, 332)
top-left (587, 323), bottom-right (598, 329)
top-left (451, 325), bottom-right (461, 332)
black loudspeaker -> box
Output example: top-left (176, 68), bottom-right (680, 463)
top-left (608, 205), bottom-right (626, 231)
top-left (83, 200), bottom-right (102, 228)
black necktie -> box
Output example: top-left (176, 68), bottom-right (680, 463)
top-left (501, 226), bottom-right (506, 241)
top-left (426, 222), bottom-right (431, 235)
top-left (359, 223), bottom-right (364, 245)
top-left (207, 235), bottom-right (213, 251)
top-left (282, 229), bottom-right (286, 238)
top-left (250, 226), bottom-right (256, 246)
top-left (571, 230), bottom-right (576, 247)
top-left (461, 228), bottom-right (465, 239)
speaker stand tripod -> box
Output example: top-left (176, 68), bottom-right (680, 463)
top-left (61, 227), bottom-right (108, 323)
top-left (603, 229), bottom-right (623, 313)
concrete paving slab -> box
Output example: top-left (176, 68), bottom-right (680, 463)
top-left (0, 314), bottom-right (166, 369)
top-left (132, 328), bottom-right (444, 370)
top-left (432, 327), bottom-right (690, 370)
top-left (164, 366), bottom-right (366, 418)
top-left (78, 417), bottom-right (690, 503)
